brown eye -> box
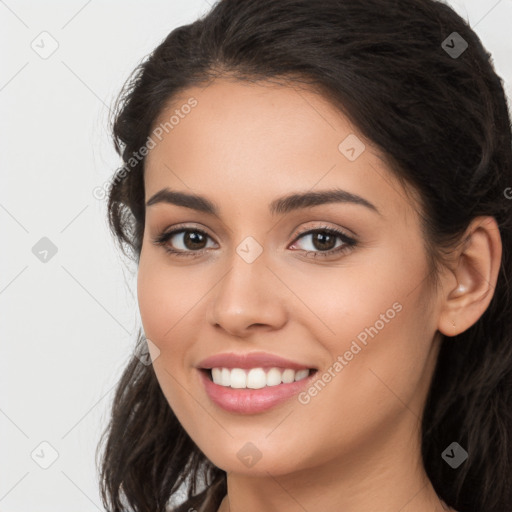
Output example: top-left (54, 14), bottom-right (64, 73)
top-left (290, 226), bottom-right (358, 259)
top-left (307, 231), bottom-right (337, 251)
top-left (152, 227), bottom-right (216, 257)
top-left (180, 231), bottom-right (208, 250)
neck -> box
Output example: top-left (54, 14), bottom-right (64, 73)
top-left (217, 412), bottom-right (449, 512)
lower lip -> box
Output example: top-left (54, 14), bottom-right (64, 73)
top-left (198, 369), bottom-right (317, 414)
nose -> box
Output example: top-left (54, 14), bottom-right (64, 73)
top-left (206, 253), bottom-right (288, 338)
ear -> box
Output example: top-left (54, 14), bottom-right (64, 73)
top-left (438, 216), bottom-right (502, 337)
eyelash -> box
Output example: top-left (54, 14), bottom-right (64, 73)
top-left (151, 224), bottom-right (358, 260)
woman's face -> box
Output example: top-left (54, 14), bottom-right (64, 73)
top-left (138, 78), bottom-right (444, 477)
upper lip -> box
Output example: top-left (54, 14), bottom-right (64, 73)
top-left (197, 351), bottom-right (316, 371)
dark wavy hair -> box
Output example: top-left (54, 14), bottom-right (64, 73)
top-left (96, 0), bottom-right (512, 510)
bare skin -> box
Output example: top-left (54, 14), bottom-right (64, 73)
top-left (137, 78), bottom-right (501, 512)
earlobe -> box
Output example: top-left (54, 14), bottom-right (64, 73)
top-left (437, 216), bottom-right (502, 338)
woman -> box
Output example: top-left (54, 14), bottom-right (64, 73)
top-left (96, 0), bottom-right (512, 511)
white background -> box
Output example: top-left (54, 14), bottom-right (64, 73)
top-left (1, 1), bottom-right (511, 510)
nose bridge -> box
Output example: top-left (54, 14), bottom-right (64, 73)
top-left (207, 239), bottom-right (287, 334)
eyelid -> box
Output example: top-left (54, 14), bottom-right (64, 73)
top-left (160, 222), bottom-right (215, 239)
top-left (291, 222), bottom-right (357, 241)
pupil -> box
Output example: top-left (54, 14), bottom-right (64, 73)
top-left (314, 232), bottom-right (335, 251)
top-left (185, 232), bottom-right (206, 250)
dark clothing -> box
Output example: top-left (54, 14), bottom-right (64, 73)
top-left (171, 478), bottom-right (226, 512)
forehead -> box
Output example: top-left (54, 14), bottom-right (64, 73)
top-left (143, 78), bottom-right (419, 223)
top-left (147, 77), bottom-right (364, 163)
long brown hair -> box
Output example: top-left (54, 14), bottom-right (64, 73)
top-left (96, 1), bottom-right (512, 510)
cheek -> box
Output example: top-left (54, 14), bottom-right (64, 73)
top-left (136, 251), bottom-right (216, 392)
top-left (283, 299), bottom-right (434, 473)
top-left (137, 263), bottom-right (173, 342)
top-left (136, 254), bottom-right (192, 383)
top-left (287, 243), bottom-right (419, 352)
top-left (136, 257), bottom-right (200, 419)
top-left (291, 244), bottom-right (434, 415)
top-left (136, 250), bottom-right (204, 347)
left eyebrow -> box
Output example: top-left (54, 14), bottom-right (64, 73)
top-left (145, 187), bottom-right (381, 217)
top-left (269, 188), bottom-right (381, 216)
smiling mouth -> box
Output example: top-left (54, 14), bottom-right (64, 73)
top-left (200, 367), bottom-right (318, 389)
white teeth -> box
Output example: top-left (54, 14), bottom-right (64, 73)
top-left (246, 368), bottom-right (266, 389)
top-left (221, 368), bottom-right (230, 386)
top-left (282, 369), bottom-right (295, 383)
top-left (266, 367), bottom-right (282, 386)
top-left (230, 368), bottom-right (247, 388)
top-left (294, 369), bottom-right (310, 381)
top-left (210, 367), bottom-right (312, 388)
